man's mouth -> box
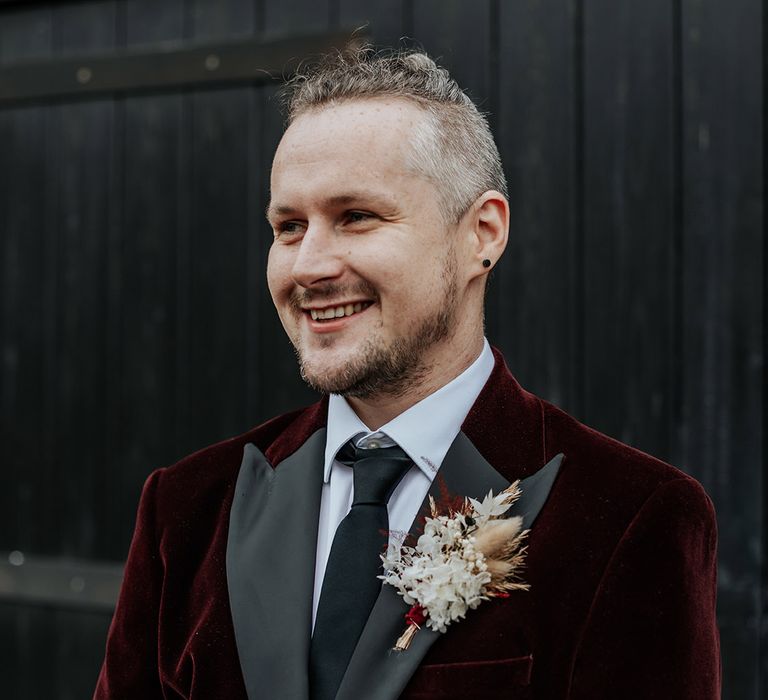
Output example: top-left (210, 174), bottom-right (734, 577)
top-left (307, 301), bottom-right (373, 322)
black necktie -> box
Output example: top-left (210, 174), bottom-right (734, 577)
top-left (309, 438), bottom-right (413, 700)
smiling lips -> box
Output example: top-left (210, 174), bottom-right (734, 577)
top-left (308, 301), bottom-right (373, 321)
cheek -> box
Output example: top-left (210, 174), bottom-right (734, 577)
top-left (266, 246), bottom-right (292, 301)
top-left (385, 253), bottom-right (441, 293)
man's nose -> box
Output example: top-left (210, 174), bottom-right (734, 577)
top-left (290, 223), bottom-right (346, 288)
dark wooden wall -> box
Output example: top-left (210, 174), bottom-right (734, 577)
top-left (0, 1), bottom-right (763, 698)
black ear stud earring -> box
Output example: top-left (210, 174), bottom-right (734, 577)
top-left (482, 259), bottom-right (492, 268)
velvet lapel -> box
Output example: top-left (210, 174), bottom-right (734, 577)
top-left (226, 429), bottom-right (326, 700)
top-left (335, 430), bottom-right (564, 700)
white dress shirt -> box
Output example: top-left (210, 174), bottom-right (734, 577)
top-left (311, 338), bottom-right (495, 628)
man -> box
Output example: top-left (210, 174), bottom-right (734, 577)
top-left (94, 49), bottom-right (720, 699)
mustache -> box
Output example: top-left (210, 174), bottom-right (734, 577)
top-left (288, 281), bottom-right (379, 312)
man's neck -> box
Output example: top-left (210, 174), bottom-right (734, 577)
top-left (345, 335), bottom-right (485, 430)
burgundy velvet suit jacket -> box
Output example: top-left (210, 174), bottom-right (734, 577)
top-left (94, 347), bottom-right (720, 699)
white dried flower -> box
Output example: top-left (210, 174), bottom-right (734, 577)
top-left (382, 482), bottom-right (530, 651)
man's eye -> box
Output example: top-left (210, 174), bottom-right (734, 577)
top-left (275, 221), bottom-right (305, 237)
top-left (345, 211), bottom-right (374, 224)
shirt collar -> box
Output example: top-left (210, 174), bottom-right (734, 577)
top-left (323, 338), bottom-right (495, 482)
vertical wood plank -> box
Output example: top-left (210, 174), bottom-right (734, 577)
top-left (0, 103), bottom-right (51, 552)
top-left (412, 0), bottom-right (491, 108)
top-left (48, 3), bottom-right (120, 696)
top-left (680, 0), bottom-right (763, 696)
top-left (49, 0), bottom-right (118, 561)
top-left (52, 95), bottom-right (114, 553)
top-left (0, 604), bottom-right (56, 700)
top-left (338, 0), bottom-right (406, 47)
top-left (264, 0), bottom-right (330, 35)
top-left (0, 5), bottom-right (52, 64)
top-left (495, 0), bottom-right (577, 411)
top-left (183, 86), bottom-right (253, 446)
top-left (187, 0), bottom-right (255, 39)
top-left (53, 607), bottom-right (114, 700)
top-left (116, 0), bottom-right (186, 559)
top-left (124, 0), bottom-right (185, 45)
top-left (0, 604), bottom-right (20, 699)
top-left (176, 0), bottom-right (258, 450)
top-left (0, 11), bottom-right (53, 551)
top-left (581, 0), bottom-right (676, 458)
top-left (0, 9), bottom-right (54, 700)
top-left (0, 602), bottom-right (113, 700)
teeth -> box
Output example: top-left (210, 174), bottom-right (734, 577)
top-left (309, 302), bottom-right (371, 321)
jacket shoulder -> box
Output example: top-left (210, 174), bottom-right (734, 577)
top-left (541, 398), bottom-right (713, 517)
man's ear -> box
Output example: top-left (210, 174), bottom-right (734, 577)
top-left (465, 190), bottom-right (509, 279)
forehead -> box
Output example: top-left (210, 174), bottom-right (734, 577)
top-left (270, 98), bottom-right (432, 205)
top-left (276, 97), bottom-right (426, 162)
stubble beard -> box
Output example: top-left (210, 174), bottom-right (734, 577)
top-left (291, 252), bottom-right (460, 400)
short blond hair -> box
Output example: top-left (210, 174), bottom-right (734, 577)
top-left (281, 47), bottom-right (507, 223)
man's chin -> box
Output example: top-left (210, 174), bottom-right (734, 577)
top-left (296, 344), bottom-right (383, 396)
top-left (295, 346), bottom-right (351, 389)
top-left (298, 362), bottom-right (361, 396)
top-left (296, 344), bottom-right (425, 400)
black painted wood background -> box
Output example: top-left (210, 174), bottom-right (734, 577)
top-left (0, 0), bottom-right (763, 698)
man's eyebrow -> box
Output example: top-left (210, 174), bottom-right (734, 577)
top-left (324, 192), bottom-right (398, 208)
top-left (266, 191), bottom-right (398, 220)
top-left (265, 203), bottom-right (295, 220)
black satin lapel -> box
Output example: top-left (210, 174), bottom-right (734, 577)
top-left (226, 429), bottom-right (325, 700)
top-left (426, 436), bottom-right (564, 530)
top-left (335, 433), bottom-right (564, 700)
top-left (511, 452), bottom-right (564, 529)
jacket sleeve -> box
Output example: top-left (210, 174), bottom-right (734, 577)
top-left (569, 477), bottom-right (721, 699)
top-left (93, 469), bottom-right (166, 699)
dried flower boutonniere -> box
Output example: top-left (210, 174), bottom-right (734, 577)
top-left (379, 481), bottom-right (530, 651)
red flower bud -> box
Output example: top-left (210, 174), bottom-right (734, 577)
top-left (405, 604), bottom-right (427, 627)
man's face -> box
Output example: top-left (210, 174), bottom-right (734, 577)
top-left (266, 98), bottom-right (468, 399)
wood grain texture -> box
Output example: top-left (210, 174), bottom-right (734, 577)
top-left (0, 601), bottom-right (112, 700)
top-left (264, 0), bottom-right (331, 36)
top-left (338, 0), bottom-right (408, 49)
top-left (0, 4), bottom-right (51, 64)
top-left (680, 0), bottom-right (763, 696)
top-left (581, 0), bottom-right (676, 458)
top-left (413, 0), bottom-right (491, 109)
top-left (48, 3), bottom-right (118, 697)
top-left (0, 6), bottom-right (53, 556)
top-left (495, 0), bottom-right (578, 413)
top-left (177, 1), bottom-right (255, 453)
top-left (0, 9), bottom-right (56, 700)
top-left (116, 0), bottom-right (187, 562)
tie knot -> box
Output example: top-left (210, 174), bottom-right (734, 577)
top-left (336, 439), bottom-right (412, 506)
